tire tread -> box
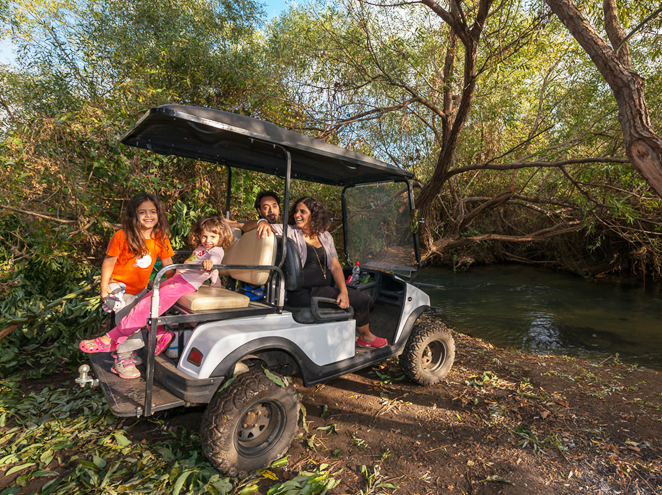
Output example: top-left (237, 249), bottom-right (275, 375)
top-left (200, 370), bottom-right (300, 477)
top-left (402, 321), bottom-right (455, 385)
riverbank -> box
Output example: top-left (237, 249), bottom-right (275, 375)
top-left (1, 320), bottom-right (661, 494)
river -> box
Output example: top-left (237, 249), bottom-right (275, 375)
top-left (416, 264), bottom-right (662, 370)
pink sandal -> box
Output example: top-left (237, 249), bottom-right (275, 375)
top-left (154, 331), bottom-right (174, 356)
top-left (79, 337), bottom-right (119, 353)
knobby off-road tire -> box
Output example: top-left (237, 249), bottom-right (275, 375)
top-left (200, 370), bottom-right (300, 477)
top-left (402, 320), bottom-right (455, 385)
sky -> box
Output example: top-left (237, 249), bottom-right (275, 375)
top-left (264, 0), bottom-right (292, 18)
top-left (0, 0), bottom-right (296, 66)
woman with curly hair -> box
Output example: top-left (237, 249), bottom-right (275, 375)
top-left (251, 196), bottom-right (386, 348)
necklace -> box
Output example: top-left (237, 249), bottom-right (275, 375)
top-left (312, 244), bottom-right (327, 279)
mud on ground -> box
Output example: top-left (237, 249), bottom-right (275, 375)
top-left (4, 319), bottom-right (662, 494)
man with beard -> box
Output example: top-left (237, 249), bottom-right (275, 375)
top-left (241, 190), bottom-right (281, 234)
top-left (239, 191), bottom-right (282, 300)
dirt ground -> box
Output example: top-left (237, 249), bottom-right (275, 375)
top-left (7, 323), bottom-right (662, 494)
top-left (265, 329), bottom-right (662, 495)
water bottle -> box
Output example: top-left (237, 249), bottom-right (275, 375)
top-left (350, 261), bottom-right (361, 284)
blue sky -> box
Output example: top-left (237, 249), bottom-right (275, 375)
top-left (264, 0), bottom-right (292, 18)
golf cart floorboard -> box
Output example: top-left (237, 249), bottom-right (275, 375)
top-left (90, 353), bottom-right (184, 417)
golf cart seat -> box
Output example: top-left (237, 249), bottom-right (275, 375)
top-left (278, 236), bottom-right (354, 324)
top-left (177, 230), bottom-right (277, 312)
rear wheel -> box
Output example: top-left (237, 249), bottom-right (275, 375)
top-left (200, 370), bottom-right (300, 477)
top-left (402, 321), bottom-right (455, 385)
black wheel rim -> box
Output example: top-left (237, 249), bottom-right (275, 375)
top-left (235, 399), bottom-right (287, 458)
top-left (421, 340), bottom-right (447, 374)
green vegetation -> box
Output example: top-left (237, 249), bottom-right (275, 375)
top-left (0, 379), bottom-right (341, 494)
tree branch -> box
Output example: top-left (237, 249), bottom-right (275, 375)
top-left (603, 0), bottom-right (631, 65)
top-left (0, 205), bottom-right (76, 224)
top-left (446, 157), bottom-right (629, 178)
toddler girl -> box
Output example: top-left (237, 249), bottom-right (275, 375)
top-left (80, 215), bottom-right (234, 379)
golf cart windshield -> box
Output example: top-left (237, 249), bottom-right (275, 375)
top-left (344, 182), bottom-right (419, 278)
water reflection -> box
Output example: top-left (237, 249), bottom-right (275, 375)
top-left (417, 265), bottom-right (662, 370)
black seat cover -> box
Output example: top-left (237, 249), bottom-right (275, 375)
top-left (276, 236), bottom-right (303, 291)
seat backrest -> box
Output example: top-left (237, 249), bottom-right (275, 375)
top-left (275, 236), bottom-right (303, 291)
top-left (217, 231), bottom-right (276, 285)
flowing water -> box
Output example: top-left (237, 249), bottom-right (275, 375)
top-left (417, 265), bottom-right (662, 370)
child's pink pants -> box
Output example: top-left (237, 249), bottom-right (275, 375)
top-left (107, 274), bottom-right (196, 343)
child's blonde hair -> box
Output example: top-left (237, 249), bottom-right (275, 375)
top-left (190, 216), bottom-right (233, 249)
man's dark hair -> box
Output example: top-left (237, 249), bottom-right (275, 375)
top-left (254, 191), bottom-right (280, 211)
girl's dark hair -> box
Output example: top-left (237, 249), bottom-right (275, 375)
top-left (122, 193), bottom-right (170, 256)
top-left (288, 196), bottom-right (331, 237)
top-left (190, 216), bottom-right (234, 249)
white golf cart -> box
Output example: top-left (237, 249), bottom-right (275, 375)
top-left (78, 104), bottom-right (455, 477)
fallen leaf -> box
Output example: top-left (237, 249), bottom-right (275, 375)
top-left (480, 475), bottom-right (513, 485)
top-left (541, 410), bottom-right (550, 420)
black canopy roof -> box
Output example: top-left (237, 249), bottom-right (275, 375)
top-left (120, 105), bottom-right (413, 186)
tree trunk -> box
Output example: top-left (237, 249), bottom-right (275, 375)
top-left (417, 0), bottom-right (493, 236)
top-left (545, 0), bottom-right (662, 198)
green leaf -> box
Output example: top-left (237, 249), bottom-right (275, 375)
top-left (4, 463), bottom-right (35, 477)
top-left (270, 456), bottom-right (288, 468)
top-left (79, 460), bottom-right (100, 471)
top-left (316, 423), bottom-right (338, 435)
top-left (31, 470), bottom-right (59, 478)
top-left (216, 376), bottom-right (236, 394)
top-left (377, 481), bottom-right (400, 489)
top-left (172, 470), bottom-right (192, 495)
top-left (263, 369), bottom-right (287, 387)
top-left (114, 433), bottom-right (131, 447)
top-left (40, 450), bottom-right (54, 466)
top-left (238, 483), bottom-right (259, 494)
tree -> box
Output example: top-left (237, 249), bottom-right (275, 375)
top-left (267, 0), bottom-right (662, 275)
top-left (545, 0), bottom-right (662, 198)
top-left (0, 0), bottom-right (275, 265)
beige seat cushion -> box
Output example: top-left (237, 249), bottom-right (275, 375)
top-left (177, 285), bottom-right (250, 311)
top-left (218, 231), bottom-right (276, 285)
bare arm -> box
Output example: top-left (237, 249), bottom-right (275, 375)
top-left (226, 219), bottom-right (245, 229)
top-left (100, 255), bottom-right (118, 299)
top-left (160, 257), bottom-right (175, 278)
top-left (330, 257), bottom-right (349, 309)
top-left (242, 219), bottom-right (259, 232)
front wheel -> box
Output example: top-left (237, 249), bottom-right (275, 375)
top-left (200, 370), bottom-right (300, 477)
top-left (402, 320), bottom-right (455, 385)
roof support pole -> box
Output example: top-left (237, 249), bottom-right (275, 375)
top-left (225, 167), bottom-right (232, 219)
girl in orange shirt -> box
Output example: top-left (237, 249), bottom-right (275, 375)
top-left (81, 192), bottom-right (175, 378)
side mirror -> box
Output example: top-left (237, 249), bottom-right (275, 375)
top-left (410, 209), bottom-right (420, 234)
